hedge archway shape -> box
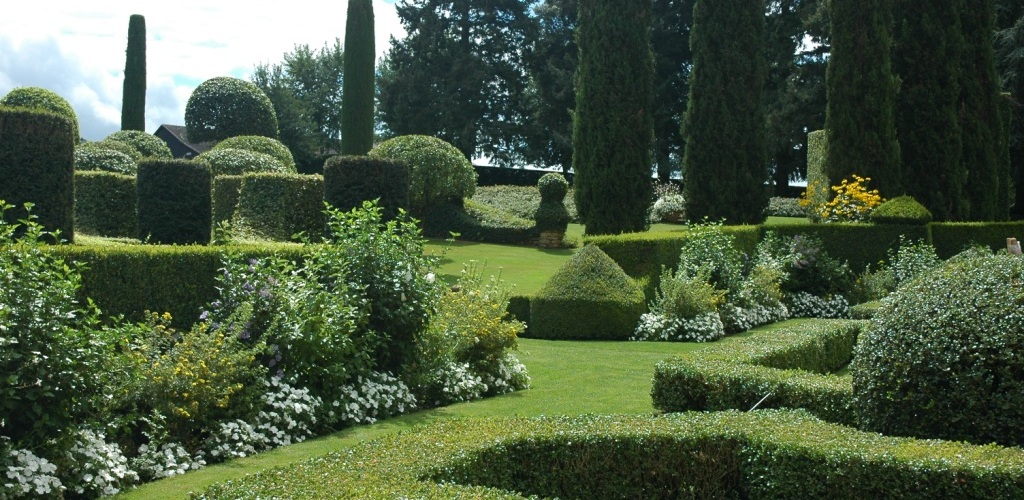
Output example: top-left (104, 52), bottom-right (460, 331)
top-left (185, 76), bottom-right (279, 143)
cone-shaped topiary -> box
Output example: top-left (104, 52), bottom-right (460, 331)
top-left (529, 244), bottom-right (645, 340)
top-left (869, 195), bottom-right (933, 225)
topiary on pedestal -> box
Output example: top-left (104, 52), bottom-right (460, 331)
top-left (534, 173), bottom-right (570, 247)
top-left (529, 244), bottom-right (645, 340)
top-left (852, 248), bottom-right (1024, 447)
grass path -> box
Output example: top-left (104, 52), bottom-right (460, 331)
top-left (117, 338), bottom-right (705, 499)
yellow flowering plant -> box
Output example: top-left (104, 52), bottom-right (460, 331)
top-left (801, 174), bottom-right (884, 223)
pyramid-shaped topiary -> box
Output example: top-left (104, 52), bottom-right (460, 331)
top-left (528, 244), bottom-right (645, 340)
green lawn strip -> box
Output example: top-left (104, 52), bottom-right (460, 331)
top-left (117, 337), bottom-right (705, 499)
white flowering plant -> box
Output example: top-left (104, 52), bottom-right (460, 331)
top-left (0, 445), bottom-right (63, 499)
top-left (60, 429), bottom-right (138, 498)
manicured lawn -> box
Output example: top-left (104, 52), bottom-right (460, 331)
top-left (116, 337), bottom-right (706, 499)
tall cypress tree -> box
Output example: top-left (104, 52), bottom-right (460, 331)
top-left (959, 0), bottom-right (1008, 221)
top-left (120, 14), bottom-right (146, 132)
top-left (341, 0), bottom-right (375, 155)
top-left (824, 0), bottom-right (901, 197)
top-left (893, 0), bottom-right (966, 220)
top-left (682, 0), bottom-right (768, 224)
top-left (572, 0), bottom-right (653, 235)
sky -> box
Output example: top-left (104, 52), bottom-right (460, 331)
top-left (0, 1), bottom-right (404, 141)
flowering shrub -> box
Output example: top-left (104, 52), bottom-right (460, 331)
top-left (131, 442), bottom-right (206, 481)
top-left (633, 311), bottom-right (725, 342)
top-left (61, 430), bottom-right (138, 498)
top-left (801, 175), bottom-right (884, 223)
top-left (784, 291), bottom-right (849, 319)
top-left (328, 371), bottom-right (417, 426)
top-left (0, 446), bottom-right (63, 499)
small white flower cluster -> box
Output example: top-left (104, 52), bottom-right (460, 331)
top-left (785, 292), bottom-right (850, 319)
top-left (479, 353), bottom-right (531, 396)
top-left (131, 442), bottom-right (206, 481)
top-left (205, 420), bottom-right (262, 460)
top-left (431, 362), bottom-right (488, 405)
top-left (329, 371), bottom-right (418, 425)
top-left (63, 430), bottom-right (139, 497)
top-left (255, 377), bottom-right (321, 448)
top-left (633, 311), bottom-right (726, 342)
top-left (1, 448), bottom-right (62, 498)
top-left (719, 303), bottom-right (790, 333)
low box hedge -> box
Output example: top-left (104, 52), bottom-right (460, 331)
top-left (194, 411), bottom-right (1024, 499)
top-left (652, 319), bottom-right (863, 425)
top-left (50, 243), bottom-right (306, 329)
top-left (929, 221), bottom-right (1024, 259)
top-left (767, 223), bottom-right (927, 271)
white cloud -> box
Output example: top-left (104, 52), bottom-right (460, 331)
top-left (0, 1), bottom-right (404, 141)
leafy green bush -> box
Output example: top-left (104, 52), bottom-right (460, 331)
top-left (232, 173), bottom-right (324, 242)
top-left (0, 86), bottom-right (79, 141)
top-left (421, 200), bottom-right (537, 244)
top-left (369, 135), bottom-right (477, 212)
top-left (75, 170), bottom-right (136, 237)
top-left (322, 155), bottom-right (410, 220)
top-left (194, 411), bottom-right (1024, 500)
top-left (212, 175), bottom-right (243, 226)
top-left (212, 135), bottom-right (296, 172)
top-left (185, 76), bottom-right (279, 143)
top-left (104, 129), bottom-right (173, 159)
top-left (75, 142), bottom-right (138, 175)
top-left (650, 193), bottom-right (686, 222)
top-left (534, 173), bottom-right (570, 233)
top-left (853, 248), bottom-right (1024, 447)
top-left (869, 195), bottom-right (932, 225)
top-left (930, 221), bottom-right (1024, 259)
top-left (136, 159), bottom-right (212, 244)
top-left (766, 197), bottom-right (806, 217)
top-left (472, 185), bottom-right (579, 222)
top-left (529, 244), bottom-right (645, 340)
top-left (195, 148), bottom-right (289, 176)
top-left (0, 106), bottom-right (77, 241)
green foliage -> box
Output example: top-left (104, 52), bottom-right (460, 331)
top-left (804, 129), bottom-right (829, 211)
top-left (960, 0), bottom-right (1010, 221)
top-left (194, 410), bottom-right (1024, 499)
top-left (136, 159), bottom-right (212, 245)
top-left (649, 193), bottom-right (686, 223)
top-left (341, 0), bottom-right (375, 155)
top-left (195, 148), bottom-right (289, 177)
top-left (825, 0), bottom-right (901, 197)
top-left (211, 175), bottom-right (243, 226)
top-left (537, 172), bottom-right (569, 202)
top-left (0, 203), bottom-right (110, 454)
top-left (75, 171), bottom-right (136, 237)
top-left (676, 221), bottom-right (745, 293)
top-left (233, 173), bottom-right (324, 242)
top-left (212, 135), bottom-right (297, 172)
top-left (472, 185), bottom-right (579, 222)
top-left (853, 249), bottom-right (1024, 446)
top-left (572, 0), bottom-right (654, 235)
top-left (893, 0), bottom-right (966, 221)
top-left (0, 106), bottom-right (76, 241)
top-left (769, 222), bottom-right (928, 272)
top-left (529, 244), bottom-right (645, 340)
top-left (869, 195), bottom-right (933, 224)
top-left (185, 77), bottom-right (279, 143)
top-left (421, 200), bottom-right (536, 245)
top-left (652, 319), bottom-right (861, 424)
top-left (369, 135), bottom-right (477, 212)
top-left (121, 14), bottom-right (146, 131)
top-left (75, 142), bottom-right (138, 175)
top-left (650, 267), bottom-right (725, 320)
top-left (0, 86), bottom-right (79, 141)
top-left (929, 220), bottom-right (1024, 258)
top-left (534, 173), bottom-right (570, 233)
top-left (105, 130), bottom-right (173, 159)
top-left (766, 197), bottom-right (806, 218)
top-left (322, 155), bottom-right (409, 220)
top-left (682, 0), bottom-right (769, 224)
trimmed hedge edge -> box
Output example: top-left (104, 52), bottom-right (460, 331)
top-left (652, 318), bottom-right (863, 425)
top-left (194, 411), bottom-right (1024, 499)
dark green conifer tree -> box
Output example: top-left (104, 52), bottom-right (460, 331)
top-left (893, 0), bottom-right (966, 220)
top-left (121, 14), bottom-right (146, 131)
top-left (572, 0), bottom-right (653, 235)
top-left (824, 0), bottom-right (901, 197)
top-left (341, 0), bottom-right (375, 155)
top-left (682, 0), bottom-right (768, 224)
top-left (959, 0), bottom-right (1009, 221)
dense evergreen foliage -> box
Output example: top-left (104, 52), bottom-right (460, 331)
top-left (0, 86), bottom-right (80, 142)
top-left (341, 0), bottom-right (375, 155)
top-left (185, 77), bottom-right (279, 143)
top-left (682, 0), bottom-right (768, 224)
top-left (824, 0), bottom-right (901, 198)
top-left (995, 0), bottom-right (1024, 219)
top-left (893, 0), bottom-right (966, 221)
top-left (121, 14), bottom-right (146, 132)
top-left (136, 159), bottom-right (212, 244)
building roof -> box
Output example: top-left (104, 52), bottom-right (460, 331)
top-left (153, 124), bottom-right (215, 158)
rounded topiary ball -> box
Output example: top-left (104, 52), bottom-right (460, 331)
top-left (1, 86), bottom-right (80, 141)
top-left (185, 76), bottom-right (279, 143)
top-left (75, 143), bottom-right (138, 175)
top-left (369, 135), bottom-right (476, 211)
top-left (852, 248), bottom-right (1024, 447)
top-left (868, 195), bottom-right (932, 225)
top-left (212, 135), bottom-right (296, 172)
top-left (104, 130), bottom-right (173, 159)
top-left (195, 148), bottom-right (288, 176)
top-left (538, 172), bottom-right (569, 203)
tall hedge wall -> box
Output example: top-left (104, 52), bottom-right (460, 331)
top-left (136, 159), bottom-right (212, 245)
top-left (233, 173), bottom-right (325, 242)
top-left (323, 155), bottom-right (409, 220)
top-left (74, 171), bottom-right (136, 238)
top-left (0, 106), bottom-right (76, 241)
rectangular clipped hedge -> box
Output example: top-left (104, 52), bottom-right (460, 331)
top-left (767, 222), bottom-right (928, 271)
top-left (50, 243), bottom-right (307, 329)
top-left (651, 319), bottom-right (863, 426)
top-left (929, 221), bottom-right (1024, 259)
